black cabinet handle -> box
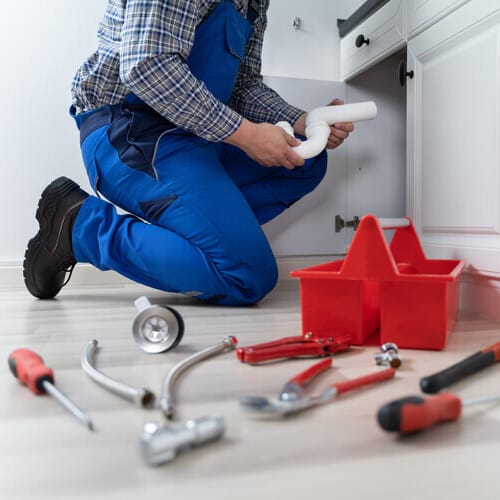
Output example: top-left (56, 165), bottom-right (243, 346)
top-left (398, 59), bottom-right (414, 87)
top-left (355, 34), bottom-right (370, 48)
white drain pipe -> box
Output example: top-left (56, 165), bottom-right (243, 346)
top-left (277, 101), bottom-right (377, 159)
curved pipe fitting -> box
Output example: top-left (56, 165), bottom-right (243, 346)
top-left (277, 101), bottom-right (378, 159)
top-left (82, 340), bottom-right (155, 408)
top-left (160, 336), bottom-right (238, 420)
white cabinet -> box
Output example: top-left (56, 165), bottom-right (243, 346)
top-left (406, 0), bottom-right (470, 39)
top-left (340, 0), bottom-right (406, 81)
top-left (406, 0), bottom-right (500, 311)
top-left (341, 0), bottom-right (500, 320)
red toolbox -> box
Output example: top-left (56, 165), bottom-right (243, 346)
top-left (290, 215), bottom-right (465, 350)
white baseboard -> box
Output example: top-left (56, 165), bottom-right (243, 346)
top-left (0, 256), bottom-right (334, 291)
top-left (459, 269), bottom-right (500, 323)
top-left (3, 259), bottom-right (499, 324)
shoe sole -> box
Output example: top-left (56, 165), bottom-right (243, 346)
top-left (23, 177), bottom-right (81, 299)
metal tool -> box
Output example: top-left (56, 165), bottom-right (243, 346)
top-left (81, 340), bottom-right (155, 408)
top-left (420, 341), bottom-right (500, 393)
top-left (140, 415), bottom-right (226, 466)
top-left (374, 342), bottom-right (401, 369)
top-left (132, 296), bottom-right (184, 354)
top-left (378, 391), bottom-right (500, 435)
top-left (8, 348), bottom-right (94, 431)
top-left (240, 358), bottom-right (395, 418)
top-left (236, 332), bottom-right (351, 363)
top-left (160, 336), bottom-right (238, 420)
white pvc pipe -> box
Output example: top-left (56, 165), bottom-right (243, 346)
top-left (277, 101), bottom-right (378, 159)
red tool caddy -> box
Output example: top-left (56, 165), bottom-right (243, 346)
top-left (290, 215), bottom-right (465, 350)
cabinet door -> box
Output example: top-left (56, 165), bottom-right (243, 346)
top-left (406, 1), bottom-right (500, 276)
top-left (407, 0), bottom-right (470, 39)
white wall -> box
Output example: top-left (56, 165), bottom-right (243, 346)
top-left (262, 0), bottom-right (364, 81)
top-left (0, 0), bottom-right (364, 266)
top-left (0, 1), bottom-right (106, 264)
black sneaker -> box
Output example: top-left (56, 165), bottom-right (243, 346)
top-left (23, 177), bottom-right (89, 299)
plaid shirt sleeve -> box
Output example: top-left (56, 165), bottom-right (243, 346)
top-left (119, 0), bottom-right (242, 142)
top-left (229, 3), bottom-right (304, 128)
top-left (119, 0), bottom-right (303, 142)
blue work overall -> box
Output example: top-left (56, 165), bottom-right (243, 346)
top-left (71, 1), bottom-right (327, 305)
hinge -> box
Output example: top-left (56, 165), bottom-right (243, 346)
top-left (335, 215), bottom-right (360, 233)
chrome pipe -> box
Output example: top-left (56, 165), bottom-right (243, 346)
top-left (160, 336), bottom-right (238, 420)
top-left (82, 340), bottom-right (155, 408)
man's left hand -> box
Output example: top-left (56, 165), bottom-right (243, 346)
top-left (293, 98), bottom-right (354, 150)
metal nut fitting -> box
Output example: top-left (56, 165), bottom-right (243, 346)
top-left (374, 342), bottom-right (401, 369)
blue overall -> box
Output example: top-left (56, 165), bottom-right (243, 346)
top-left (71, 1), bottom-right (327, 305)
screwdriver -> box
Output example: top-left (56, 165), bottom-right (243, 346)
top-left (377, 392), bottom-right (500, 434)
top-left (8, 348), bottom-right (94, 431)
top-left (420, 341), bottom-right (500, 393)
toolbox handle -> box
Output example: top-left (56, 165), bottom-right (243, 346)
top-left (339, 215), bottom-right (426, 280)
top-left (378, 218), bottom-right (410, 229)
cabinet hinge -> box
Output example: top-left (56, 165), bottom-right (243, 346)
top-left (335, 215), bottom-right (360, 233)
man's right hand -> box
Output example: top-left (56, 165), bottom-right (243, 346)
top-left (225, 119), bottom-right (305, 170)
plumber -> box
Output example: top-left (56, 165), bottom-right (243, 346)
top-left (23, 0), bottom-right (353, 306)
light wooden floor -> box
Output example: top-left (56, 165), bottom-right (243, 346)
top-left (1, 279), bottom-right (500, 500)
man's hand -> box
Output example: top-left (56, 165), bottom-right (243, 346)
top-left (325, 98), bottom-right (354, 149)
top-left (293, 98), bottom-right (354, 150)
top-left (225, 119), bottom-right (305, 170)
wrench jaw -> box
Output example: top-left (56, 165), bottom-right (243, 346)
top-left (239, 395), bottom-right (294, 419)
top-left (239, 395), bottom-right (328, 419)
top-left (279, 381), bottom-right (306, 403)
top-left (240, 358), bottom-right (339, 418)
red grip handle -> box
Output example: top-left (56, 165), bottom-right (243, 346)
top-left (484, 341), bottom-right (500, 361)
top-left (289, 358), bottom-right (332, 386)
top-left (333, 367), bottom-right (395, 395)
top-left (401, 392), bottom-right (462, 433)
top-left (8, 349), bottom-right (54, 395)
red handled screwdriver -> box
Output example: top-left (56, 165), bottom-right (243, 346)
top-left (8, 348), bottom-right (94, 431)
top-left (377, 392), bottom-right (500, 434)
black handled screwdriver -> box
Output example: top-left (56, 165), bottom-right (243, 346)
top-left (420, 341), bottom-right (500, 393)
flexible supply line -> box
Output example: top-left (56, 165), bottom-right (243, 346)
top-left (277, 101), bottom-right (378, 159)
top-left (160, 336), bottom-right (238, 420)
top-left (82, 340), bottom-right (155, 408)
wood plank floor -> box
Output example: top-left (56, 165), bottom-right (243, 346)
top-left (1, 280), bottom-right (500, 500)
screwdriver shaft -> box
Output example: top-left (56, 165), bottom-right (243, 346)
top-left (462, 393), bottom-right (500, 407)
top-left (42, 381), bottom-right (94, 431)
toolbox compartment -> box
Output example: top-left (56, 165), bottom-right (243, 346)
top-left (291, 215), bottom-right (464, 350)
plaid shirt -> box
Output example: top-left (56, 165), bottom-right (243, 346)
top-left (72, 0), bottom-right (303, 142)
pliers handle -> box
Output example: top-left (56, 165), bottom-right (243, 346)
top-left (236, 334), bottom-right (351, 364)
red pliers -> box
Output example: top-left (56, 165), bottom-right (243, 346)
top-left (236, 333), bottom-right (351, 364)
